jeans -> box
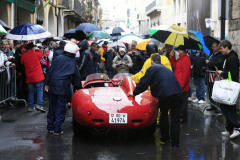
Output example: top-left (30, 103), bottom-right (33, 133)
top-left (17, 75), bottom-right (27, 100)
top-left (187, 77), bottom-right (193, 98)
top-left (27, 81), bottom-right (43, 109)
top-left (181, 92), bottom-right (188, 121)
top-left (194, 77), bottom-right (206, 101)
top-left (220, 104), bottom-right (240, 132)
top-left (158, 94), bottom-right (183, 146)
top-left (47, 94), bottom-right (67, 133)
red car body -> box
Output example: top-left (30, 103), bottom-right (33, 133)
top-left (72, 73), bottom-right (158, 131)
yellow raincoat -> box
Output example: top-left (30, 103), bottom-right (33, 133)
top-left (99, 47), bottom-right (106, 62)
top-left (131, 53), bottom-right (172, 83)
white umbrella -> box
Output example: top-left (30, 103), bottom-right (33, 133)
top-left (0, 25), bottom-right (7, 34)
top-left (119, 35), bottom-right (143, 44)
top-left (6, 24), bottom-right (51, 40)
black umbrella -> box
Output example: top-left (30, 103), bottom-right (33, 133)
top-left (42, 37), bottom-right (65, 45)
top-left (64, 29), bottom-right (76, 39)
top-left (203, 36), bottom-right (220, 54)
top-left (0, 20), bottom-right (11, 30)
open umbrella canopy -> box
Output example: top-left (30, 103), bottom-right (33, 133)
top-left (150, 25), bottom-right (202, 50)
top-left (76, 23), bottom-right (100, 32)
top-left (0, 25), bottom-right (7, 34)
top-left (136, 38), bottom-right (165, 50)
top-left (111, 41), bottom-right (125, 47)
top-left (119, 35), bottom-right (143, 44)
top-left (0, 20), bottom-right (11, 30)
top-left (106, 26), bottom-right (132, 36)
top-left (86, 31), bottom-right (112, 39)
top-left (42, 37), bottom-right (65, 45)
top-left (203, 36), bottom-right (220, 54)
top-left (6, 24), bottom-right (51, 40)
top-left (191, 30), bottom-right (210, 55)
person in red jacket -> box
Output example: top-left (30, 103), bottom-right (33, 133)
top-left (21, 43), bottom-right (45, 112)
top-left (170, 45), bottom-right (191, 123)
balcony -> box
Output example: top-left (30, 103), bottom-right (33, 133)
top-left (58, 0), bottom-right (73, 10)
top-left (60, 0), bottom-right (86, 23)
top-left (146, 0), bottom-right (162, 16)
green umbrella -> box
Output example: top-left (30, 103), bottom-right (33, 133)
top-left (86, 31), bottom-right (112, 39)
top-left (0, 25), bottom-right (7, 34)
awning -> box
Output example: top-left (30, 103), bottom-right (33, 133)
top-left (5, 0), bottom-right (36, 13)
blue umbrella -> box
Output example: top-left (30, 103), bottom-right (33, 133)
top-left (75, 23), bottom-right (100, 32)
top-left (190, 30), bottom-right (210, 55)
top-left (65, 29), bottom-right (76, 34)
top-left (6, 24), bottom-right (51, 40)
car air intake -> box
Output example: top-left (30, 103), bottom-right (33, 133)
top-left (92, 119), bottom-right (104, 122)
top-left (132, 119), bottom-right (143, 122)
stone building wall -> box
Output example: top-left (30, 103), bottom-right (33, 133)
top-left (228, 0), bottom-right (240, 54)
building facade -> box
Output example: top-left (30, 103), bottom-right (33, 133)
top-left (0, 0), bottom-right (102, 37)
top-left (138, 0), bottom-right (187, 35)
top-left (228, 0), bottom-right (240, 54)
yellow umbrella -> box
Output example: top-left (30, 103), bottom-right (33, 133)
top-left (150, 25), bottom-right (202, 50)
top-left (136, 39), bottom-right (151, 50)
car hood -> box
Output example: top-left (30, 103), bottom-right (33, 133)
top-left (81, 87), bottom-right (134, 113)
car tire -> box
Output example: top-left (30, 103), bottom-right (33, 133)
top-left (144, 122), bottom-right (157, 136)
top-left (72, 117), bottom-right (89, 136)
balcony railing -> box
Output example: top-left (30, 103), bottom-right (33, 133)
top-left (58, 0), bottom-right (73, 9)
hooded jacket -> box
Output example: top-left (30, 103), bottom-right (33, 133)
top-left (78, 40), bottom-right (94, 79)
top-left (112, 53), bottom-right (133, 73)
top-left (190, 51), bottom-right (207, 77)
top-left (21, 49), bottom-right (45, 83)
top-left (45, 52), bottom-right (82, 95)
top-left (221, 50), bottom-right (239, 82)
top-left (170, 52), bottom-right (191, 92)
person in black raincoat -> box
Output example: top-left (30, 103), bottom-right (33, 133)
top-left (190, 49), bottom-right (207, 104)
top-left (53, 41), bottom-right (66, 61)
top-left (128, 45), bottom-right (144, 74)
top-left (103, 45), bottom-right (115, 79)
top-left (78, 39), bottom-right (94, 80)
top-left (90, 42), bottom-right (101, 73)
top-left (45, 42), bottom-right (82, 136)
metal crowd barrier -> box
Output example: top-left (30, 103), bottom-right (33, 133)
top-left (203, 70), bottom-right (224, 127)
top-left (0, 66), bottom-right (26, 107)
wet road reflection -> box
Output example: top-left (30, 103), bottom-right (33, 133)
top-left (1, 104), bottom-right (240, 160)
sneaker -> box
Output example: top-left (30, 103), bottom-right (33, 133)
top-left (28, 107), bottom-right (35, 112)
top-left (48, 130), bottom-right (54, 134)
top-left (198, 100), bottom-right (206, 104)
top-left (221, 130), bottom-right (230, 136)
top-left (230, 128), bottom-right (240, 139)
top-left (35, 105), bottom-right (46, 113)
top-left (192, 99), bottom-right (199, 103)
top-left (188, 97), bottom-right (192, 102)
top-left (54, 131), bottom-right (63, 136)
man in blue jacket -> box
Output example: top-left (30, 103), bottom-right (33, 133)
top-left (45, 42), bottom-right (82, 136)
top-left (78, 39), bottom-right (94, 80)
top-left (128, 54), bottom-right (183, 148)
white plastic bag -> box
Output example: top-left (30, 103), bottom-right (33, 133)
top-left (212, 80), bottom-right (240, 105)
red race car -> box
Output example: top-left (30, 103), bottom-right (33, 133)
top-left (72, 73), bottom-right (159, 134)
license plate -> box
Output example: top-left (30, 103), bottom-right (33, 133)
top-left (109, 113), bottom-right (128, 124)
